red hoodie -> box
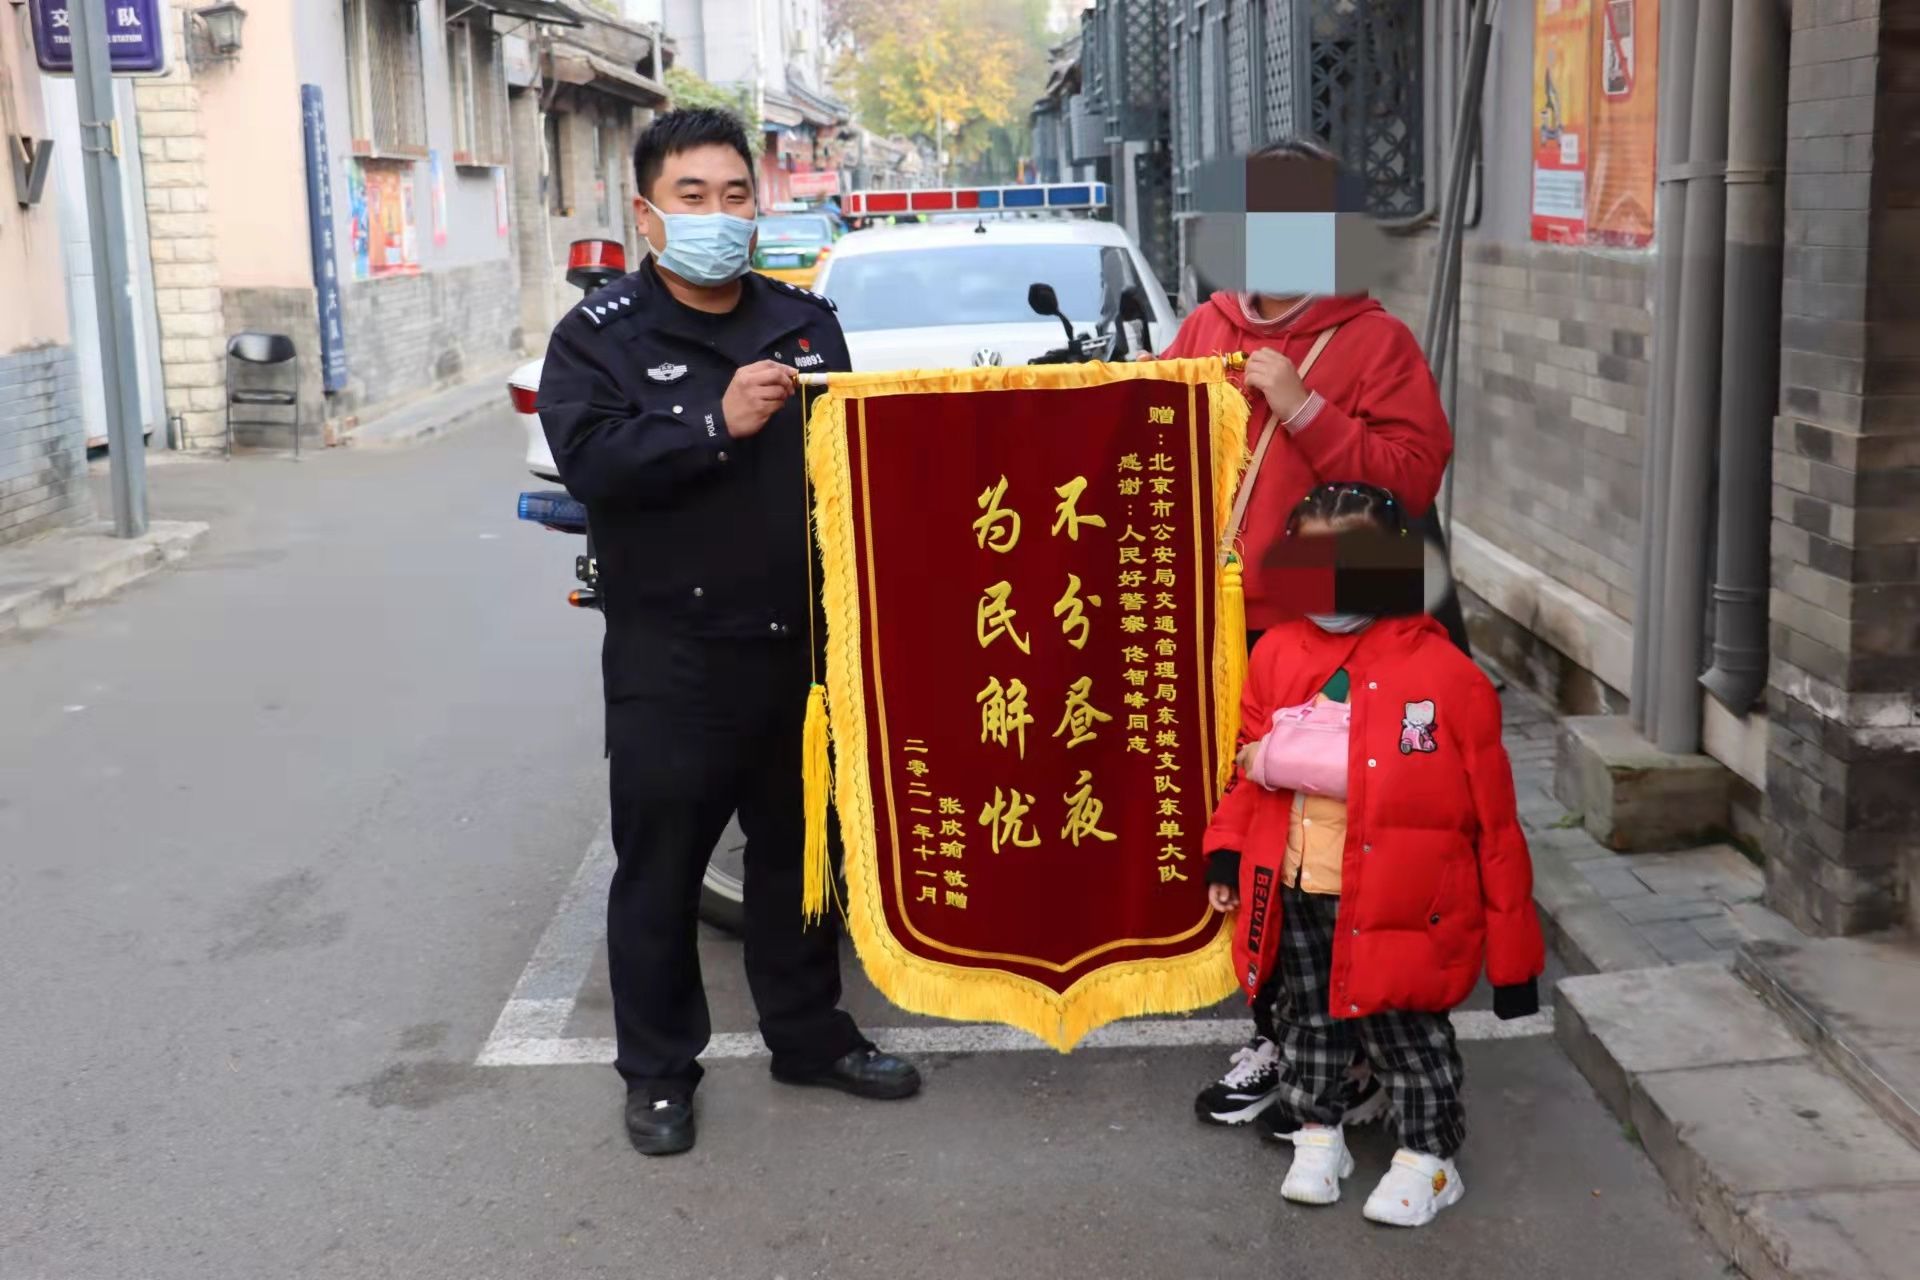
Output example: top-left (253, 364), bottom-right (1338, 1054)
top-left (1160, 293), bottom-right (1452, 632)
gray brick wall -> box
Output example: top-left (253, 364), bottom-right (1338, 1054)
top-left (0, 345), bottom-right (90, 546)
top-left (220, 288), bottom-right (326, 449)
top-left (337, 256), bottom-right (523, 417)
top-left (1377, 237), bottom-right (1655, 636)
top-left (1763, 0), bottom-right (1920, 936)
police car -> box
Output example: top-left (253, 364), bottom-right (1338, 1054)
top-left (821, 183), bottom-right (1177, 370)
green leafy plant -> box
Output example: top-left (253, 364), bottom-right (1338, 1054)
top-left (664, 65), bottom-right (766, 157)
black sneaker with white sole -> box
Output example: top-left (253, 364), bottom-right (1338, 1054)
top-left (1194, 1036), bottom-right (1282, 1125)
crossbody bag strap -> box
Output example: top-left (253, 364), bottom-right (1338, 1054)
top-left (1219, 323), bottom-right (1341, 565)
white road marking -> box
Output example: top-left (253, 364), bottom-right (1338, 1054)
top-left (477, 828), bottom-right (1556, 1068)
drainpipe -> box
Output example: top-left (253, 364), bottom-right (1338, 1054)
top-left (1701, 0), bottom-right (1790, 714)
top-left (1651, 0), bottom-right (1734, 753)
top-left (1631, 0), bottom-right (1700, 734)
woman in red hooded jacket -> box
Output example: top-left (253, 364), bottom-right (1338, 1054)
top-left (1202, 482), bottom-right (1544, 1226)
top-left (1168, 142), bottom-right (1458, 1137)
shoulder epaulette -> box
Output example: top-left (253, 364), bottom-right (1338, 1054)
top-left (572, 275), bottom-right (644, 330)
top-left (769, 277), bottom-right (838, 313)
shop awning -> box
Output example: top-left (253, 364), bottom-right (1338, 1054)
top-left (546, 48), bottom-right (670, 106)
top-left (455, 0), bottom-right (583, 28)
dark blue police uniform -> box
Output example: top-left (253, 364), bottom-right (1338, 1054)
top-left (536, 260), bottom-right (865, 1099)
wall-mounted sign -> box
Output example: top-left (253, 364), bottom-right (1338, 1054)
top-left (29, 0), bottom-right (170, 77)
top-left (301, 85), bottom-right (349, 394)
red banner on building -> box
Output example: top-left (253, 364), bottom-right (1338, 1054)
top-left (806, 361), bottom-right (1249, 1049)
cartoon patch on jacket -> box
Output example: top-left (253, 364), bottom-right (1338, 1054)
top-left (1400, 699), bottom-right (1438, 755)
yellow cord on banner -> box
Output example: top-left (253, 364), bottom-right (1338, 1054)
top-left (1218, 555), bottom-right (1248, 792)
top-left (798, 373), bottom-right (834, 925)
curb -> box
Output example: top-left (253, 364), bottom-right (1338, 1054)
top-left (349, 364), bottom-right (519, 450)
top-left (0, 520), bottom-right (210, 640)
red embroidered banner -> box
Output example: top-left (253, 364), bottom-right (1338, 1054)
top-left (807, 361), bottom-right (1249, 1048)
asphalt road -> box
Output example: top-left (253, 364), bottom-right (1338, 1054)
top-left (0, 413), bottom-right (1732, 1280)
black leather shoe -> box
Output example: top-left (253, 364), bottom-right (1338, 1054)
top-left (625, 1094), bottom-right (695, 1156)
top-left (773, 1047), bottom-right (922, 1100)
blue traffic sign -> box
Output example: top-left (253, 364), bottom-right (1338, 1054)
top-left (29, 0), bottom-right (169, 76)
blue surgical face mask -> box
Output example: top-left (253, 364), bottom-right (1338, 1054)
top-left (647, 199), bottom-right (755, 286)
top-left (1306, 612), bottom-right (1375, 634)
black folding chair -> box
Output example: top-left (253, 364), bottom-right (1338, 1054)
top-left (225, 333), bottom-right (300, 458)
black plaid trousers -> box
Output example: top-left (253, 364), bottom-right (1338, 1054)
top-left (1267, 885), bottom-right (1467, 1158)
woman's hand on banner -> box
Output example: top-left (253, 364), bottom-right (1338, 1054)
top-left (1207, 883), bottom-right (1239, 914)
top-left (1243, 348), bottom-right (1310, 420)
top-left (721, 360), bottom-right (797, 439)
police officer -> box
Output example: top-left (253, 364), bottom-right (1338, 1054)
top-left (536, 108), bottom-right (921, 1158)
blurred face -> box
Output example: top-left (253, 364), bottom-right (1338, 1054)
top-left (1268, 509), bottom-right (1424, 620)
top-left (633, 143), bottom-right (757, 258)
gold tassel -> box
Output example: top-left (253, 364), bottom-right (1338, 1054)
top-left (1218, 555), bottom-right (1248, 793)
top-left (801, 681), bottom-right (832, 924)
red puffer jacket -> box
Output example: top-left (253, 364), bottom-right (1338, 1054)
top-left (1203, 616), bottom-right (1544, 1018)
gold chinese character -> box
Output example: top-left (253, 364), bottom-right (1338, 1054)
top-left (1123, 668), bottom-right (1148, 688)
top-left (1150, 476), bottom-right (1175, 496)
top-left (1053, 574), bottom-right (1100, 650)
top-left (976, 581), bottom-right (1031, 653)
top-left (1155, 774), bottom-right (1182, 794)
top-left (1148, 405), bottom-right (1176, 425)
top-left (1118, 477), bottom-right (1143, 497)
top-left (1118, 525), bottom-right (1146, 543)
top-left (1154, 661), bottom-right (1177, 679)
top-left (1061, 770), bottom-right (1117, 846)
top-left (1120, 615), bottom-right (1148, 634)
top-left (1156, 751), bottom-right (1181, 771)
top-left (977, 676), bottom-right (1035, 757)
top-left (1118, 546), bottom-right (1146, 566)
top-left (979, 787), bottom-right (1041, 853)
top-left (1156, 729), bottom-right (1180, 749)
top-left (1154, 615), bottom-right (1178, 635)
top-left (1152, 523), bottom-right (1175, 542)
top-left (1121, 645), bottom-right (1148, 664)
top-left (943, 869), bottom-right (969, 889)
top-left (1118, 570), bottom-right (1146, 588)
top-left (1155, 638), bottom-right (1178, 657)
top-left (1127, 713), bottom-right (1150, 731)
top-left (1157, 820), bottom-right (1184, 840)
top-left (1159, 843), bottom-right (1187, 863)
top-left (918, 885), bottom-right (939, 903)
top-left (913, 822), bottom-right (933, 841)
top-left (1124, 691), bottom-right (1148, 709)
top-left (973, 475), bottom-right (1021, 553)
top-left (1127, 736), bottom-right (1149, 754)
top-left (1157, 706), bottom-right (1179, 725)
top-left (1150, 499), bottom-right (1175, 519)
top-left (940, 797), bottom-right (964, 815)
top-left (1158, 798), bottom-right (1182, 816)
top-left (1120, 592), bottom-right (1145, 612)
top-left (946, 889), bottom-right (969, 909)
top-left (1156, 683), bottom-right (1178, 702)
top-left (940, 818), bottom-right (965, 837)
top-left (1153, 568), bottom-right (1176, 587)
top-left (1151, 545), bottom-right (1177, 564)
top-left (1053, 675), bottom-right (1114, 749)
top-left (939, 840), bottom-right (966, 858)
top-left (907, 759), bottom-right (930, 777)
top-left (1159, 864), bottom-right (1190, 884)
top-left (1051, 476), bottom-right (1108, 540)
top-left (1119, 453), bottom-right (1143, 472)
top-left (1149, 452), bottom-right (1175, 472)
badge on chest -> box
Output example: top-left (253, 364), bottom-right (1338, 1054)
top-left (645, 363), bottom-right (689, 383)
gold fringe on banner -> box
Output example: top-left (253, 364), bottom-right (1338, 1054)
top-left (804, 358), bottom-right (1249, 1050)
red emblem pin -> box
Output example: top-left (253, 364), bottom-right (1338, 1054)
top-left (799, 338), bottom-right (811, 352)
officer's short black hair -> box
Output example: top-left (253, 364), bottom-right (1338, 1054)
top-left (633, 108), bottom-right (755, 203)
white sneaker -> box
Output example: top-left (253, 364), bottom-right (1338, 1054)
top-left (1363, 1148), bottom-right (1465, 1227)
top-left (1194, 1037), bottom-right (1282, 1125)
top-left (1280, 1126), bottom-right (1355, 1205)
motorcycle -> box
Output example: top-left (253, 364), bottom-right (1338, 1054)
top-left (515, 239), bottom-right (748, 934)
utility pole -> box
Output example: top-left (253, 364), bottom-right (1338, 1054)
top-left (71, 0), bottom-right (148, 537)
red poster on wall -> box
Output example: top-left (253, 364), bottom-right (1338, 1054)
top-left (1531, 0), bottom-right (1592, 243)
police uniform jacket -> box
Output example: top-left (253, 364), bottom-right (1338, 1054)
top-left (535, 260), bottom-right (850, 702)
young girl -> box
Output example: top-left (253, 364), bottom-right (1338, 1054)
top-left (1202, 482), bottom-right (1544, 1227)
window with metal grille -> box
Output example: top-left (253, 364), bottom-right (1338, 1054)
top-left (447, 16), bottom-right (510, 167)
top-left (345, 0), bottom-right (429, 158)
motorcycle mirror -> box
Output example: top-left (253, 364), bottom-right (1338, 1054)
top-left (1028, 282), bottom-right (1076, 348)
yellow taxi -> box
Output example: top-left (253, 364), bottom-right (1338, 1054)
top-left (751, 211), bottom-right (840, 288)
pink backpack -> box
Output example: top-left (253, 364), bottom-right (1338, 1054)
top-left (1243, 699), bottom-right (1351, 799)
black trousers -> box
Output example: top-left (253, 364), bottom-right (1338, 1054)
top-left (604, 628), bottom-right (863, 1098)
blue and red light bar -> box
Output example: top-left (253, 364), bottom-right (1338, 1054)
top-left (842, 183), bottom-right (1109, 217)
